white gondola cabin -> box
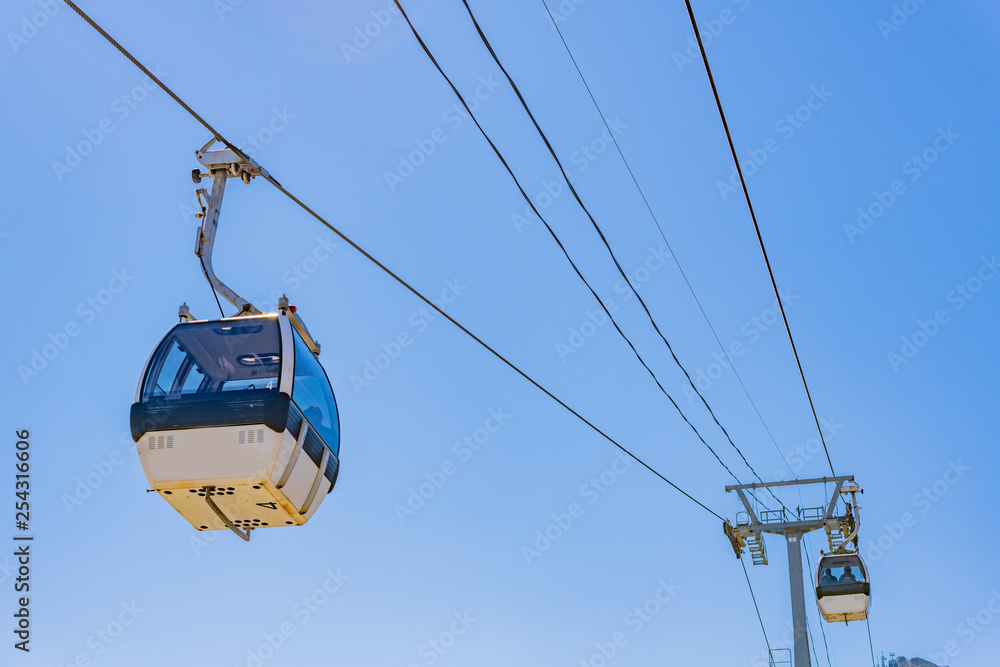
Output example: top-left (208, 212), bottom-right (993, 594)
top-left (816, 552), bottom-right (870, 623)
top-left (130, 312), bottom-right (339, 539)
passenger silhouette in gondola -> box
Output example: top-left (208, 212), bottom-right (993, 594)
top-left (820, 568), bottom-right (837, 585)
top-left (839, 566), bottom-right (857, 583)
top-left (304, 406), bottom-right (326, 428)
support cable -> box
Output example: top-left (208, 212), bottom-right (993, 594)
top-left (802, 536), bottom-right (835, 667)
top-left (458, 0), bottom-right (785, 510)
top-left (60, 0), bottom-right (724, 522)
top-left (63, 1), bottom-right (236, 154)
top-left (539, 0), bottom-right (795, 496)
top-left (532, 8), bottom-right (845, 663)
top-left (806, 614), bottom-right (822, 667)
top-left (866, 618), bottom-right (878, 667)
top-left (681, 0), bottom-right (837, 479)
top-left (741, 558), bottom-right (773, 663)
top-left (199, 256), bottom-right (227, 318)
top-left (389, 0), bottom-right (760, 498)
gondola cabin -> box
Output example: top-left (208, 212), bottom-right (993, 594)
top-left (130, 313), bottom-right (339, 537)
top-left (816, 552), bottom-right (870, 623)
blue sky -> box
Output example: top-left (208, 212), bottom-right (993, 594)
top-left (2, 1), bottom-right (998, 665)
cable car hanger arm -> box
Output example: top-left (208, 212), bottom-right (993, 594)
top-left (190, 141), bottom-right (322, 355)
top-left (834, 482), bottom-right (862, 554)
top-left (192, 139), bottom-right (266, 317)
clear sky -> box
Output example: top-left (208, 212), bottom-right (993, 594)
top-left (2, 1), bottom-right (998, 666)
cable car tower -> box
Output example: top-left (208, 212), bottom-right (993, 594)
top-left (723, 476), bottom-right (867, 667)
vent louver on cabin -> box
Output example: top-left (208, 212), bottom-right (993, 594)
top-left (237, 429), bottom-right (265, 445)
top-left (147, 435), bottom-right (174, 450)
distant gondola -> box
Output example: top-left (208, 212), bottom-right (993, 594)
top-left (815, 552), bottom-right (870, 623)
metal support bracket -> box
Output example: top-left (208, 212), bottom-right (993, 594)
top-left (833, 484), bottom-right (862, 554)
top-left (204, 486), bottom-right (250, 542)
top-left (178, 303), bottom-right (197, 322)
top-left (277, 421), bottom-right (308, 490)
top-left (278, 295), bottom-right (322, 356)
top-left (300, 447), bottom-right (330, 516)
top-left (192, 139), bottom-right (274, 317)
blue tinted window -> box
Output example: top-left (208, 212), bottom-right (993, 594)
top-left (291, 330), bottom-right (339, 455)
top-left (818, 556), bottom-right (867, 586)
top-left (143, 320), bottom-right (281, 401)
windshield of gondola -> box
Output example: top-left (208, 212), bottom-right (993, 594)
top-left (817, 556), bottom-right (867, 587)
top-left (142, 319), bottom-right (281, 400)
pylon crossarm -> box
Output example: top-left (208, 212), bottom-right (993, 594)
top-left (754, 519), bottom-right (827, 535)
top-left (725, 475), bottom-right (854, 492)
